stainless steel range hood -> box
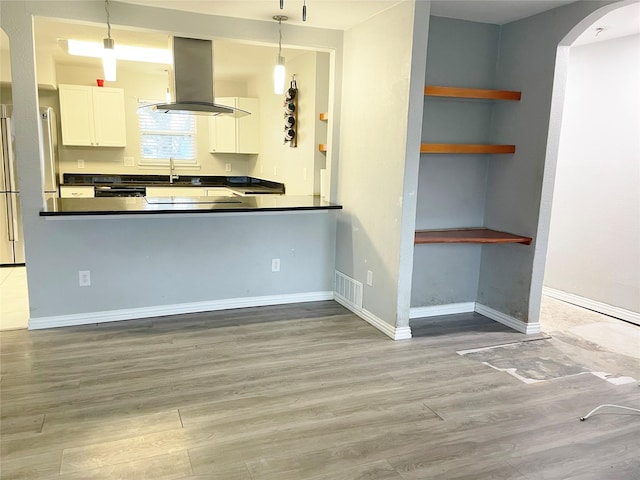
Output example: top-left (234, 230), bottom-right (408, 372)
top-left (150, 37), bottom-right (249, 117)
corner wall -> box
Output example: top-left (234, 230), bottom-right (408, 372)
top-left (478, 1), bottom-right (612, 323)
top-left (334, 1), bottom-right (416, 330)
top-left (412, 16), bottom-right (500, 308)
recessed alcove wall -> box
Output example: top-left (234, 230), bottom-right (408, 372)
top-left (411, 16), bottom-right (501, 308)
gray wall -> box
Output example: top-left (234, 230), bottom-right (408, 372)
top-left (544, 34), bottom-right (640, 314)
top-left (478, 1), bottom-right (613, 322)
top-left (335, 1), bottom-right (416, 326)
top-left (411, 17), bottom-right (500, 308)
top-left (1, 1), bottom-right (343, 320)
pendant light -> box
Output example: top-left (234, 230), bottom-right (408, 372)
top-left (102, 0), bottom-right (116, 81)
top-left (273, 15), bottom-right (287, 95)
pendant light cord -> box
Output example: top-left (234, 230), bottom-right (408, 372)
top-left (278, 18), bottom-right (282, 58)
top-left (105, 0), bottom-right (112, 40)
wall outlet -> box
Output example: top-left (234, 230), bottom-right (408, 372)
top-left (274, 166), bottom-right (278, 177)
top-left (77, 159), bottom-right (85, 169)
top-left (225, 163), bottom-right (232, 172)
top-left (79, 270), bottom-right (91, 287)
top-left (124, 156), bottom-right (135, 167)
top-left (366, 270), bottom-right (373, 286)
top-left (271, 258), bottom-right (281, 272)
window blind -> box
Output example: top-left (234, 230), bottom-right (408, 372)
top-left (137, 100), bottom-right (196, 162)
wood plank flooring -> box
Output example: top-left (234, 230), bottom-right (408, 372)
top-left (1, 302), bottom-right (638, 479)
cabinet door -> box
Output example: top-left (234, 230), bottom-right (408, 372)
top-left (92, 87), bottom-right (127, 147)
top-left (60, 186), bottom-right (95, 198)
top-left (210, 97), bottom-right (237, 153)
top-left (59, 85), bottom-right (95, 146)
top-left (236, 97), bottom-right (260, 154)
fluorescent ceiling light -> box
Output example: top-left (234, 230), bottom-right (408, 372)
top-left (65, 39), bottom-right (172, 64)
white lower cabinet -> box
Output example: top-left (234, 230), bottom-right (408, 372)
top-left (60, 186), bottom-right (95, 198)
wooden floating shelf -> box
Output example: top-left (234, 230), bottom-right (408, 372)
top-left (319, 144), bottom-right (327, 152)
top-left (415, 228), bottom-right (532, 245)
top-left (319, 112), bottom-right (329, 121)
top-left (420, 144), bottom-right (516, 154)
top-left (424, 86), bottom-right (521, 101)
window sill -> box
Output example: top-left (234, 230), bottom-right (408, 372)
top-left (137, 163), bottom-right (201, 171)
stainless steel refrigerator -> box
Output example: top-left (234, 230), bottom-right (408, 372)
top-left (1, 105), bottom-right (59, 266)
top-left (40, 107), bottom-right (59, 204)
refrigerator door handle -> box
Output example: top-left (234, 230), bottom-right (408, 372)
top-left (10, 194), bottom-right (19, 242)
top-left (4, 194), bottom-right (14, 242)
top-left (1, 116), bottom-right (16, 192)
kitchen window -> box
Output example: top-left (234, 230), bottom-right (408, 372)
top-left (137, 99), bottom-right (196, 165)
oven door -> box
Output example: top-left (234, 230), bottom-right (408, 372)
top-left (95, 186), bottom-right (146, 197)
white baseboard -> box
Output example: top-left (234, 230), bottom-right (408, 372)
top-left (475, 303), bottom-right (541, 334)
top-left (542, 286), bottom-right (640, 326)
top-left (359, 308), bottom-right (412, 340)
top-left (410, 302), bottom-right (476, 319)
top-left (28, 291), bottom-right (334, 330)
top-left (410, 302), bottom-right (539, 334)
top-left (333, 295), bottom-right (412, 340)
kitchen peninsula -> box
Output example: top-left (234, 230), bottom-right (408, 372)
top-left (42, 195), bottom-right (341, 216)
top-left (42, 173), bottom-right (341, 216)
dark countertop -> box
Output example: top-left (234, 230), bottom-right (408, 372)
top-left (61, 174), bottom-right (285, 195)
top-left (40, 195), bottom-right (342, 217)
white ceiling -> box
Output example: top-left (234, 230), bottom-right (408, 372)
top-left (430, 0), bottom-right (577, 25)
top-left (119, 0), bottom-right (581, 28)
top-left (572, 2), bottom-right (640, 46)
top-left (3, 1), bottom-right (639, 82)
top-left (118, 0), bottom-right (404, 30)
top-left (30, 17), bottom-right (302, 81)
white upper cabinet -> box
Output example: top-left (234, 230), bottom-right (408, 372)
top-left (58, 84), bottom-right (127, 147)
top-left (209, 97), bottom-right (260, 154)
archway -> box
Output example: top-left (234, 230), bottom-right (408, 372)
top-left (533, 1), bottom-right (640, 329)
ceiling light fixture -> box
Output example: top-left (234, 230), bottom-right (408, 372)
top-left (103, 0), bottom-right (116, 81)
top-left (63, 39), bottom-right (172, 64)
top-left (273, 15), bottom-right (287, 95)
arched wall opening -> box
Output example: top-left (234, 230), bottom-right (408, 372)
top-left (533, 0), bottom-right (640, 327)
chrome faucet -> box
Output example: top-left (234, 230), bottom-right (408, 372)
top-left (169, 157), bottom-right (179, 184)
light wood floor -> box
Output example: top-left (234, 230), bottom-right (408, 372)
top-left (1, 301), bottom-right (638, 479)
